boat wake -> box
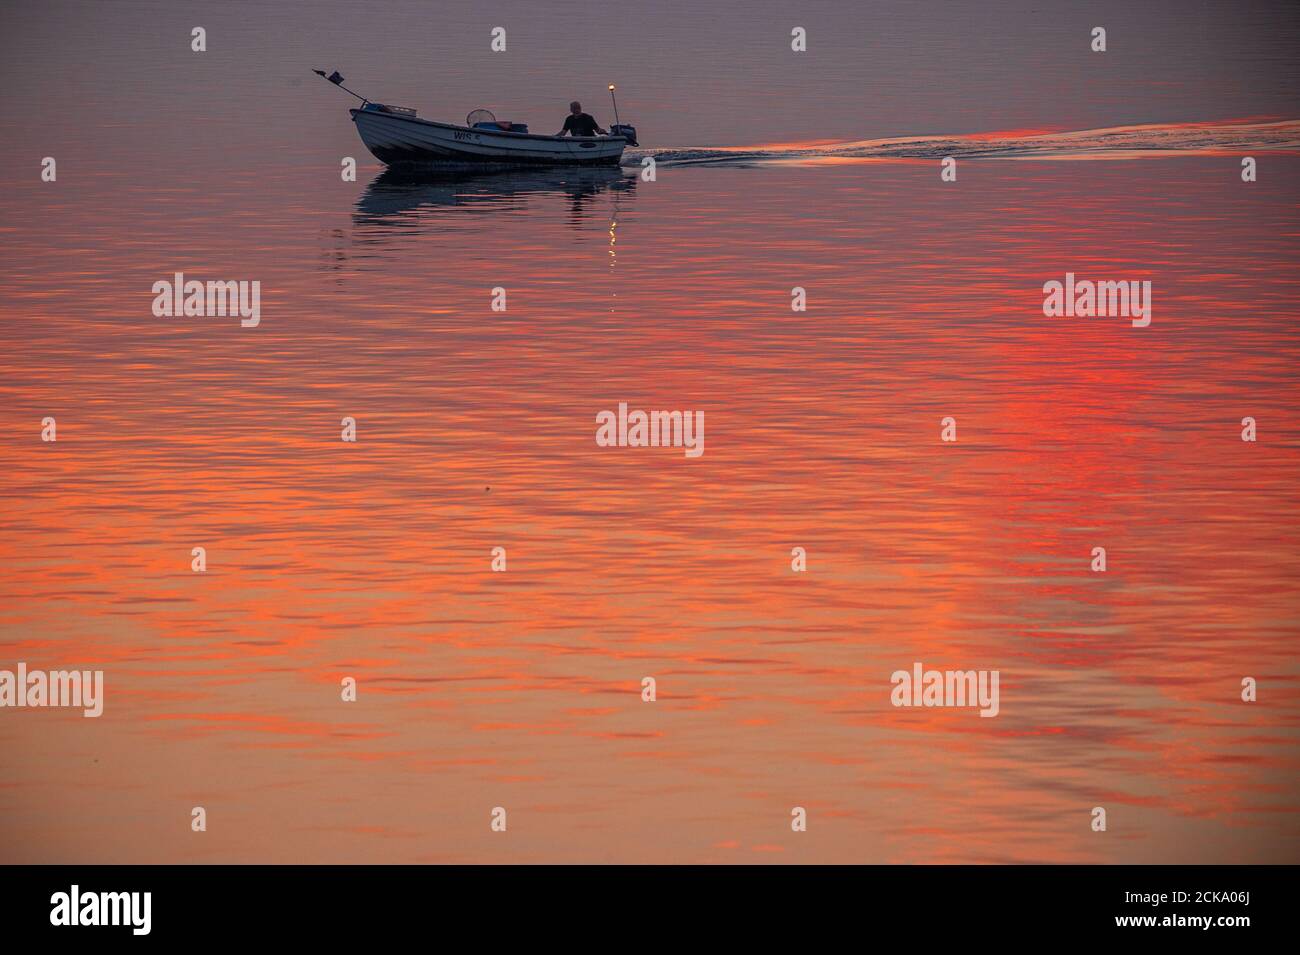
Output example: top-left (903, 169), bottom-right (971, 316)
top-left (629, 119), bottom-right (1300, 167)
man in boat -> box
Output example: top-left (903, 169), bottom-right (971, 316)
top-left (557, 101), bottom-right (607, 137)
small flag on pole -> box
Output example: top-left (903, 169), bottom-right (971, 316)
top-left (313, 69), bottom-right (345, 85)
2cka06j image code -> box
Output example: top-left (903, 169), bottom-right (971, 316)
top-left (1126, 891), bottom-right (1251, 907)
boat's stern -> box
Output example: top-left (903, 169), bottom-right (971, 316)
top-left (610, 123), bottom-right (639, 147)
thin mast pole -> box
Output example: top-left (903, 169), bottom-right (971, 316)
top-left (608, 85), bottom-right (621, 127)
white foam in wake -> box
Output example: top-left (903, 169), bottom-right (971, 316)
top-left (629, 119), bottom-right (1300, 166)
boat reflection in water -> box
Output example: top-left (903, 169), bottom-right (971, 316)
top-left (353, 165), bottom-right (637, 231)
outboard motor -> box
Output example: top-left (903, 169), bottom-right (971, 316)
top-left (606, 86), bottom-right (638, 146)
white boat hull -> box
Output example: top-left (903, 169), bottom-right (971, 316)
top-left (351, 108), bottom-right (627, 169)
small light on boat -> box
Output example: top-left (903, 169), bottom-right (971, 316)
top-left (608, 84), bottom-right (616, 91)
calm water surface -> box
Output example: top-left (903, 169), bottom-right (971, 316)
top-left (1, 149), bottom-right (1297, 862)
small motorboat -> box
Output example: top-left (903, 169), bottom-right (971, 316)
top-left (316, 69), bottom-right (639, 170)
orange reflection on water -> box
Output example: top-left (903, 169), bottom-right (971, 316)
top-left (0, 156), bottom-right (1297, 863)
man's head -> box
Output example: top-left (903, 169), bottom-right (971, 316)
top-left (569, 101), bottom-right (582, 115)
